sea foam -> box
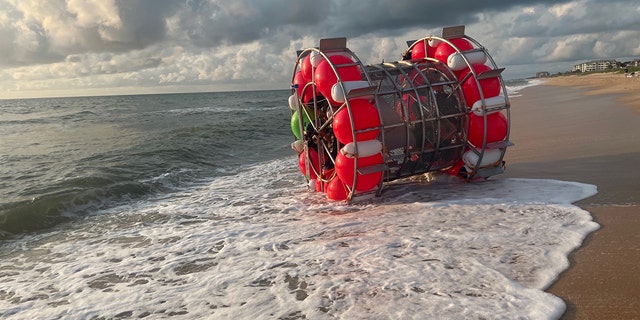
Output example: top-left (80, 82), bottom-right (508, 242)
top-left (0, 159), bottom-right (597, 319)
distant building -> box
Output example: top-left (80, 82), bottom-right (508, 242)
top-left (536, 71), bottom-right (550, 78)
top-left (627, 59), bottom-right (640, 67)
top-left (571, 60), bottom-right (619, 73)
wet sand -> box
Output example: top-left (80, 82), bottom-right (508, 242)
top-left (501, 73), bottom-right (640, 319)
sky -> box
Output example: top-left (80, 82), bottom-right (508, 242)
top-left (1, 0), bottom-right (639, 99)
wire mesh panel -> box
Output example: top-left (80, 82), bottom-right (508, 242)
top-left (288, 25), bottom-right (512, 202)
top-left (366, 60), bottom-right (468, 180)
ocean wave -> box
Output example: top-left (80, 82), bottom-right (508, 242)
top-left (505, 78), bottom-right (547, 97)
top-left (0, 156), bottom-right (598, 319)
top-left (0, 91), bottom-right (293, 239)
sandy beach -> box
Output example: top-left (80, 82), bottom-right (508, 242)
top-left (502, 73), bottom-right (640, 319)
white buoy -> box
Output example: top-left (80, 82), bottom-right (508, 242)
top-left (309, 51), bottom-right (323, 67)
top-left (288, 94), bottom-right (299, 110)
top-left (428, 38), bottom-right (442, 48)
top-left (470, 95), bottom-right (506, 116)
top-left (462, 148), bottom-right (502, 168)
top-left (330, 80), bottom-right (372, 104)
top-left (308, 179), bottom-right (317, 192)
top-left (447, 51), bottom-right (487, 71)
top-left (291, 140), bottom-right (304, 154)
top-left (340, 139), bottom-right (382, 158)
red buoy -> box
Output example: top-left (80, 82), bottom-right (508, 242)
top-left (335, 152), bottom-right (383, 192)
top-left (315, 55), bottom-right (362, 105)
top-left (298, 148), bottom-right (322, 179)
top-left (468, 112), bottom-right (508, 147)
top-left (433, 38), bottom-right (473, 63)
top-left (458, 64), bottom-right (501, 108)
top-left (326, 177), bottom-right (349, 201)
top-left (333, 99), bottom-right (380, 144)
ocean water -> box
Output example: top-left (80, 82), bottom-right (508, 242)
top-left (504, 78), bottom-right (547, 97)
top-left (0, 84), bottom-right (598, 319)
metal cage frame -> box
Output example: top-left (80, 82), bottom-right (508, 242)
top-left (289, 25), bottom-right (513, 202)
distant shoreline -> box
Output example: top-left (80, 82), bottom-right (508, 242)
top-left (543, 73), bottom-right (640, 111)
top-left (503, 80), bottom-right (640, 319)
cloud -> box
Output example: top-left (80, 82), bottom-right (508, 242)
top-left (1, 0), bottom-right (639, 98)
top-left (320, 0), bottom-right (577, 38)
top-left (66, 0), bottom-right (121, 29)
top-left (0, 0), bottom-right (179, 67)
top-left (165, 0), bottom-right (329, 47)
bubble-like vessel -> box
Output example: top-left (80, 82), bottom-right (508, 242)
top-left (288, 25), bottom-right (512, 202)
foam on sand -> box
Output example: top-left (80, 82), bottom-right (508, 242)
top-left (0, 160), bottom-right (597, 319)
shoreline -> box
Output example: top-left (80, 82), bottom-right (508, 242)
top-left (543, 72), bottom-right (640, 112)
top-left (503, 73), bottom-right (640, 319)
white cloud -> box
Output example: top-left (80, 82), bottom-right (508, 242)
top-left (66, 0), bottom-right (121, 28)
top-left (1, 0), bottom-right (639, 98)
top-left (549, 2), bottom-right (581, 18)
